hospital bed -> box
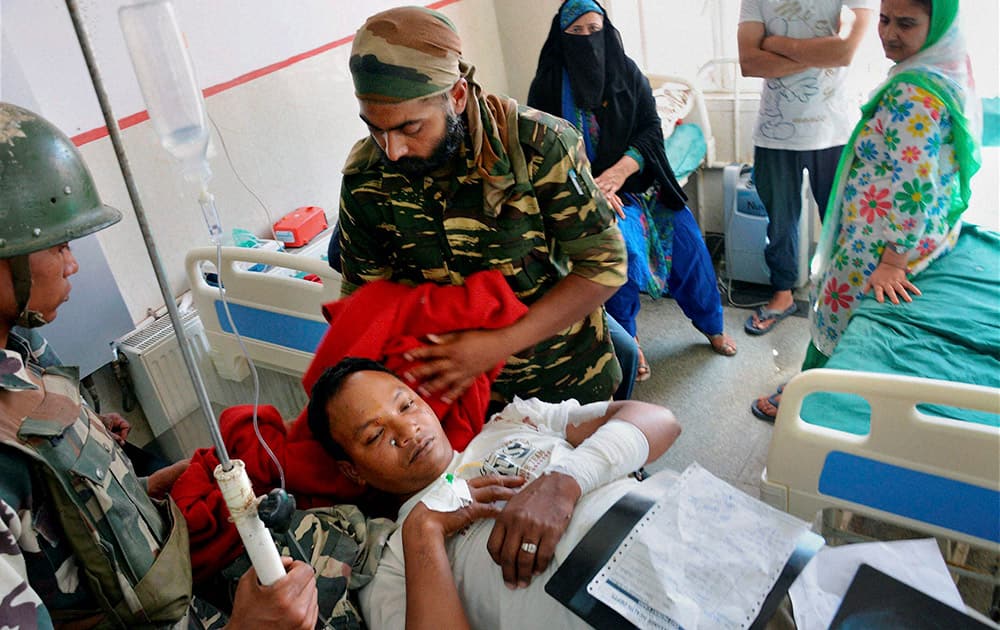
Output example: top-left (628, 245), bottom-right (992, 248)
top-left (185, 230), bottom-right (340, 380)
top-left (760, 224), bottom-right (1000, 576)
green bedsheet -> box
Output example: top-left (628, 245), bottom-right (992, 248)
top-left (663, 123), bottom-right (707, 182)
top-left (799, 223), bottom-right (1000, 434)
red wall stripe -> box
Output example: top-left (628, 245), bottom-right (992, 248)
top-left (71, 0), bottom-right (464, 146)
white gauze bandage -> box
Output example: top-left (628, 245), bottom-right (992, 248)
top-left (492, 397), bottom-right (609, 433)
top-left (420, 474), bottom-right (472, 512)
top-left (547, 419), bottom-right (649, 496)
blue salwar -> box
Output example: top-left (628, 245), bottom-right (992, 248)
top-left (604, 196), bottom-right (724, 338)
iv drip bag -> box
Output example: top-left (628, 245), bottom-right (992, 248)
top-left (119, 0), bottom-right (210, 182)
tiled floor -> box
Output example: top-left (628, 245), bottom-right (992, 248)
top-left (631, 293), bottom-right (810, 498)
top-left (633, 294), bottom-right (997, 615)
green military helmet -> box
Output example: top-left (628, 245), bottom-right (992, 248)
top-left (0, 102), bottom-right (122, 259)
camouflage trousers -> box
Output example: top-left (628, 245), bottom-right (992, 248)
top-left (193, 505), bottom-right (395, 630)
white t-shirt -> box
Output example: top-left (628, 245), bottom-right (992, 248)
top-left (740, 0), bottom-right (878, 150)
top-left (359, 398), bottom-right (642, 630)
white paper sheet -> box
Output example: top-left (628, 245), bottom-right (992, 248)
top-left (788, 538), bottom-right (965, 630)
top-left (587, 463), bottom-right (810, 629)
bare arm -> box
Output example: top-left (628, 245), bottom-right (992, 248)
top-left (402, 520), bottom-right (471, 630)
top-left (501, 273), bottom-right (618, 356)
top-left (762, 8), bottom-right (874, 68)
top-left (737, 21), bottom-right (809, 79)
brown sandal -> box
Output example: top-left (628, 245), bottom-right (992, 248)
top-left (705, 332), bottom-right (737, 356)
top-left (635, 337), bottom-right (651, 382)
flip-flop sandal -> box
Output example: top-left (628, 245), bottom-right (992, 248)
top-left (744, 303), bottom-right (798, 336)
top-left (751, 391), bottom-right (781, 422)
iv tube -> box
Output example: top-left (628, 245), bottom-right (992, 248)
top-left (119, 0), bottom-right (221, 242)
top-left (115, 0), bottom-right (283, 584)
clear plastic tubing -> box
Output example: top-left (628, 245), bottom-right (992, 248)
top-left (119, 0), bottom-right (221, 243)
top-left (118, 2), bottom-right (280, 584)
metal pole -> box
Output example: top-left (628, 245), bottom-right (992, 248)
top-left (637, 0), bottom-right (649, 72)
top-left (64, 0), bottom-right (232, 470)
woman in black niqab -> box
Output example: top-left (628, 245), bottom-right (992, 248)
top-left (528, 0), bottom-right (737, 384)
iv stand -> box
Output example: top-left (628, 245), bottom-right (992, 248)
top-left (64, 0), bottom-right (285, 586)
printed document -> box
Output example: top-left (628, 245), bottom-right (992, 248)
top-left (587, 463), bottom-right (810, 629)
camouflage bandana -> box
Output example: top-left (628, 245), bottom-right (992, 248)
top-left (461, 63), bottom-right (526, 218)
top-left (350, 6), bottom-right (462, 103)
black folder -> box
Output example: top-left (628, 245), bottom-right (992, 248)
top-left (828, 563), bottom-right (992, 629)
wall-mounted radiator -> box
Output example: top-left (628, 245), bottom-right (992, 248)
top-left (114, 311), bottom-right (308, 447)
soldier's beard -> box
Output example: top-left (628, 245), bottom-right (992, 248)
top-left (381, 112), bottom-right (466, 177)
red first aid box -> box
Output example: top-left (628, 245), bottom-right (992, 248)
top-left (273, 206), bottom-right (328, 248)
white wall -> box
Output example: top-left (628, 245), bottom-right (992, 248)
top-left (959, 1), bottom-right (1000, 230)
top-left (492, 0), bottom-right (563, 103)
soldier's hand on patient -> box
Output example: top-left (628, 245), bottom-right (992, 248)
top-left (226, 557), bottom-right (318, 630)
top-left (402, 329), bottom-right (511, 403)
top-left (487, 470), bottom-right (581, 589)
top-left (404, 476), bottom-right (524, 540)
top-left (145, 458), bottom-right (191, 500)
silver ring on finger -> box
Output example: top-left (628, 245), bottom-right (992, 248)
top-left (520, 542), bottom-right (538, 554)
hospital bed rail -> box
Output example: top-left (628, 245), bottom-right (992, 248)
top-left (761, 368), bottom-right (1000, 553)
top-left (185, 246), bottom-right (340, 381)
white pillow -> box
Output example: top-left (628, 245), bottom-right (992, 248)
top-left (653, 81), bottom-right (694, 140)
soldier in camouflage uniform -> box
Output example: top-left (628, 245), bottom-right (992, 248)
top-left (337, 6), bottom-right (628, 409)
top-left (9, 325), bottom-right (140, 455)
top-left (0, 102), bottom-right (321, 629)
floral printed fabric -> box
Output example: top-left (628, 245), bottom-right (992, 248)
top-left (810, 81), bottom-right (961, 356)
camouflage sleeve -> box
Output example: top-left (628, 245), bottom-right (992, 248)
top-left (526, 115), bottom-right (627, 288)
top-left (0, 496), bottom-right (53, 629)
top-left (338, 178), bottom-right (393, 298)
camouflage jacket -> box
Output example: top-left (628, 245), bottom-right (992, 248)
top-left (0, 347), bottom-right (197, 629)
top-left (0, 342), bottom-right (389, 629)
top-left (338, 98), bottom-right (627, 406)
top-left (9, 327), bottom-right (62, 369)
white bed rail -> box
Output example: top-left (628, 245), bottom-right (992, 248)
top-left (186, 246), bottom-right (341, 380)
top-left (761, 369), bottom-right (1000, 549)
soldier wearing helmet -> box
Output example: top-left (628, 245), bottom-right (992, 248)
top-left (0, 103), bottom-right (318, 629)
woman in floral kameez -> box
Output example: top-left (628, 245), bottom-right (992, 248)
top-left (753, 0), bottom-right (981, 421)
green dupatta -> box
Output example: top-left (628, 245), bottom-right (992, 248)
top-left (811, 0), bottom-right (981, 284)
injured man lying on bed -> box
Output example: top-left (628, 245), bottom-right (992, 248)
top-left (306, 357), bottom-right (682, 630)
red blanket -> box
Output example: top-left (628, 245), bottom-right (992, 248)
top-left (172, 270), bottom-right (527, 580)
